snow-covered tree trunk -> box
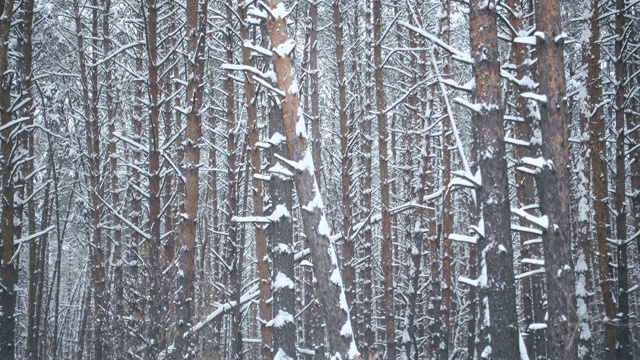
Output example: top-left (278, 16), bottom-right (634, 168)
top-left (613, 0), bottom-right (631, 355)
top-left (145, 0), bottom-right (164, 355)
top-left (175, 0), bottom-right (207, 357)
top-left (262, 1), bottom-right (360, 358)
top-left (267, 103), bottom-right (296, 359)
top-left (19, 0), bottom-right (37, 357)
top-left (468, 0), bottom-right (520, 357)
top-left (361, 0), bottom-right (375, 355)
top-left (74, 1), bottom-right (107, 356)
top-left (372, 0), bottom-right (396, 357)
top-left (535, 0), bottom-right (578, 356)
top-left (334, 0), bottom-right (355, 337)
top-left (0, 0), bottom-right (17, 356)
top-left (237, 3), bottom-right (273, 357)
top-left (222, 2), bottom-right (243, 357)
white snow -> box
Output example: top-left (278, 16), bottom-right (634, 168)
top-left (471, 218), bottom-right (485, 238)
top-left (339, 290), bottom-right (348, 312)
top-left (274, 348), bottom-right (294, 360)
top-left (453, 97), bottom-right (482, 113)
top-left (330, 268), bottom-right (342, 285)
top-left (347, 340), bottom-right (359, 359)
top-left (296, 114), bottom-right (308, 138)
top-left (513, 36), bottom-right (537, 45)
top-left (270, 2), bottom-right (288, 19)
top-left (519, 331), bottom-right (530, 360)
top-left (340, 320), bottom-right (352, 337)
top-left (399, 21), bottom-right (473, 64)
top-left (268, 132), bottom-right (286, 145)
top-left (273, 39), bottom-right (296, 58)
top-left (521, 156), bottom-right (554, 170)
top-left (522, 258), bottom-right (545, 266)
top-left (318, 216), bottom-right (331, 237)
top-left (289, 79), bottom-right (299, 94)
top-left (272, 272), bottom-right (295, 290)
top-left (528, 323), bottom-right (547, 330)
top-left (481, 345), bottom-right (492, 358)
top-left (458, 276), bottom-right (479, 287)
top-left (575, 253), bottom-right (588, 272)
top-left (520, 92), bottom-right (547, 103)
top-left (269, 163), bottom-right (294, 178)
top-left (274, 243), bottom-right (292, 254)
top-left (515, 268), bottom-right (545, 280)
top-left (505, 137), bottom-right (530, 146)
top-left (554, 32), bottom-right (567, 43)
top-left (267, 310), bottom-right (294, 328)
top-left (511, 207), bottom-right (549, 229)
top-left (267, 204), bottom-right (290, 222)
top-left (449, 233), bottom-right (478, 244)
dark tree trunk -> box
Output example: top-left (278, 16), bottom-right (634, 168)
top-left (535, 0), bottom-right (578, 357)
top-left (267, 104), bottom-right (296, 358)
top-left (613, 0), bottom-right (630, 356)
top-left (468, 0), bottom-right (520, 358)
top-left (372, 0), bottom-right (396, 357)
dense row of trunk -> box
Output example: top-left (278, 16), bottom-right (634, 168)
top-left (0, 0), bottom-right (638, 359)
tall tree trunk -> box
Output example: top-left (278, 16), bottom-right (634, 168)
top-left (0, 1), bottom-right (16, 355)
top-left (237, 3), bottom-right (273, 357)
top-left (74, 1), bottom-right (106, 356)
top-left (372, 0), bottom-right (395, 357)
top-left (267, 104), bottom-right (296, 358)
top-left (361, 0), bottom-right (375, 355)
top-left (438, 0), bottom-right (453, 356)
top-left (613, 0), bottom-right (630, 356)
top-left (101, 1), bottom-right (124, 356)
top-left (19, 0), bottom-right (36, 357)
top-left (309, 0), bottom-right (321, 188)
top-left (175, 0), bottom-right (207, 357)
top-left (572, 2), bottom-right (601, 358)
top-left (334, 0), bottom-right (355, 335)
top-left (144, 0), bottom-right (163, 355)
top-left (468, 0), bottom-right (520, 358)
top-left (262, 1), bottom-right (360, 357)
top-left (223, 4), bottom-right (243, 357)
top-left (584, 1), bottom-right (615, 357)
top-left (506, 0), bottom-right (545, 355)
top-left (535, 0), bottom-right (578, 357)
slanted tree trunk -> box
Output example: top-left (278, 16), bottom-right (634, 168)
top-left (535, 0), bottom-right (578, 357)
top-left (262, 1), bottom-right (360, 358)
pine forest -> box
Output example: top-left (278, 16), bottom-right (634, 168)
top-left (0, 0), bottom-right (639, 359)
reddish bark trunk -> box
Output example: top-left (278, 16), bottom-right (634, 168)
top-left (535, 0), bottom-right (579, 357)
